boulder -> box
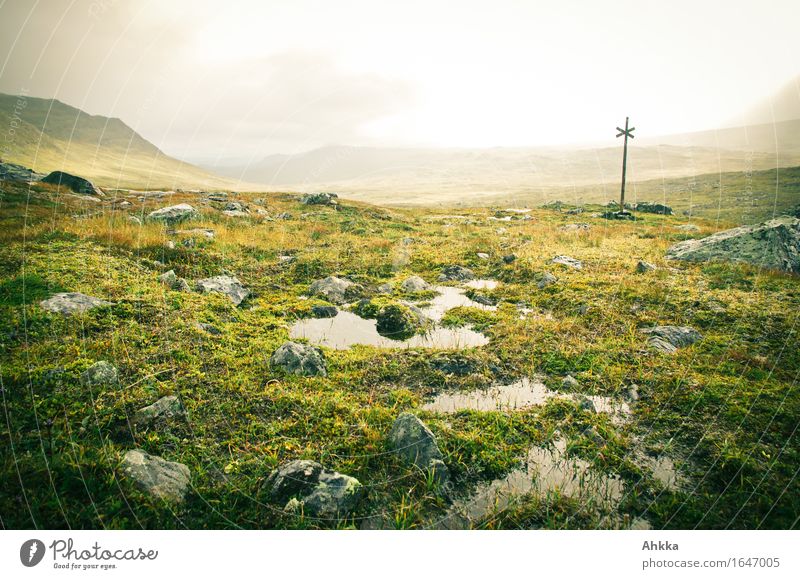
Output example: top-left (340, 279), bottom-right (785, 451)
top-left (40, 292), bottom-right (112, 315)
top-left (81, 361), bottom-right (118, 386)
top-left (311, 305), bottom-right (338, 318)
top-left (400, 275), bottom-right (430, 292)
top-left (551, 255), bottom-right (582, 270)
top-left (133, 395), bottom-right (186, 429)
top-left (665, 216), bottom-right (800, 273)
top-left (146, 204), bottom-right (197, 224)
top-left (40, 171), bottom-right (103, 195)
top-left (476, 252), bottom-right (490, 260)
top-left (0, 161), bottom-right (44, 182)
top-left (120, 449), bottom-right (190, 503)
top-left (158, 270), bottom-right (190, 291)
top-left (195, 275), bottom-right (250, 306)
top-left (375, 304), bottom-right (421, 339)
top-left (265, 460), bottom-right (363, 518)
top-left (438, 265), bottom-right (475, 282)
top-left (502, 253), bottom-right (517, 264)
top-left (635, 260), bottom-right (657, 273)
top-left (635, 202), bottom-right (673, 215)
top-left (388, 413), bottom-right (449, 484)
top-left (301, 192), bottom-right (338, 205)
top-left (641, 326), bottom-right (702, 353)
top-left (223, 202), bottom-right (247, 212)
top-left (270, 342), bottom-right (327, 377)
top-left (309, 276), bottom-right (359, 304)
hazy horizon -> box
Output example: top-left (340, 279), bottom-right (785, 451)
top-left (1, 0), bottom-right (799, 165)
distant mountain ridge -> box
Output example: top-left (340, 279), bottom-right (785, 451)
top-left (0, 92), bottom-right (235, 190)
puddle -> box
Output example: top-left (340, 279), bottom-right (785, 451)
top-left (289, 310), bottom-right (488, 350)
top-left (423, 377), bottom-right (554, 412)
top-left (464, 279), bottom-right (499, 290)
top-left (418, 285), bottom-right (497, 321)
top-left (440, 437), bottom-right (625, 527)
top-left (423, 378), bottom-right (631, 423)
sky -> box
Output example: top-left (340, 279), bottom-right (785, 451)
top-left (0, 0), bottom-right (798, 162)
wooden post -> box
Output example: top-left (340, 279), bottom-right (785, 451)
top-left (616, 117), bottom-right (635, 214)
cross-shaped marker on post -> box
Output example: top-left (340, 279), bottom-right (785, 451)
top-left (616, 117), bottom-right (635, 215)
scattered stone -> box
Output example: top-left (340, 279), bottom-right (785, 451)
top-left (175, 228), bottom-right (214, 239)
top-left (502, 253), bottom-right (517, 264)
top-left (309, 276), bottom-right (360, 304)
top-left (0, 161), bottom-right (44, 182)
top-left (40, 171), bottom-right (103, 195)
top-left (635, 260), bottom-right (657, 273)
top-left (222, 209), bottom-right (249, 217)
top-left (560, 223), bottom-right (590, 232)
top-left (376, 283), bottom-right (393, 294)
top-left (133, 395), bottom-right (186, 429)
top-left (195, 275), bottom-right (249, 306)
top-left (601, 211), bottom-right (636, 221)
top-left (81, 361), bottom-right (118, 386)
top-left (223, 202), bottom-right (247, 212)
top-left (401, 237), bottom-right (415, 245)
top-left (624, 384), bottom-right (640, 402)
top-left (195, 322), bottom-right (221, 335)
top-left (561, 375), bottom-right (579, 389)
top-left (438, 265), bottom-right (475, 282)
top-left (635, 202), bottom-right (673, 215)
top-left (567, 207), bottom-right (584, 215)
top-left (551, 255), bottom-right (582, 270)
top-left (270, 341), bottom-right (327, 377)
top-left (388, 413), bottom-right (449, 484)
top-left (146, 204), bottom-right (197, 224)
top-left (400, 275), bottom-right (430, 292)
top-left (278, 255), bottom-right (296, 264)
top-left (641, 326), bottom-right (702, 353)
top-left (470, 293), bottom-right (495, 306)
top-left (301, 192), bottom-right (338, 205)
top-left (120, 449), bottom-right (190, 503)
top-left (277, 212), bottom-right (292, 220)
top-left (666, 216), bottom-right (800, 273)
top-left (265, 460), bottom-right (363, 518)
top-left (40, 292), bottom-right (112, 315)
top-left (206, 193), bottom-right (228, 202)
top-left (536, 272), bottom-right (558, 289)
top-left (476, 252), bottom-right (490, 260)
top-left (311, 305), bottom-right (338, 318)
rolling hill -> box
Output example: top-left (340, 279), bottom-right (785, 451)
top-left (0, 93), bottom-right (237, 190)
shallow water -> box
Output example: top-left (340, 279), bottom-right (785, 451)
top-left (422, 377), bottom-right (554, 412)
top-left (419, 285), bottom-right (497, 321)
top-left (289, 310), bottom-right (488, 350)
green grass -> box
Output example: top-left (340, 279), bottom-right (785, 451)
top-left (0, 178), bottom-right (798, 529)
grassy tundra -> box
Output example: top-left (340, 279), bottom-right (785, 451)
top-left (0, 179), bottom-right (798, 529)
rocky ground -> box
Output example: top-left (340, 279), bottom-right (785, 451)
top-left (1, 177), bottom-right (798, 529)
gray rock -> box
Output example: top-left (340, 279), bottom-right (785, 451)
top-left (40, 292), bottom-right (112, 315)
top-left (536, 272), bottom-right (558, 289)
top-left (502, 253), bottom-right (517, 264)
top-left (0, 161), bottom-right (44, 182)
top-left (376, 283), bottom-right (393, 294)
top-left (195, 322), bottom-right (221, 335)
top-left (195, 275), bottom-right (250, 306)
top-left (222, 210), bottom-right (249, 218)
top-left (277, 212), bottom-right (292, 220)
top-left (311, 305), bottom-right (338, 318)
top-left (81, 361), bottom-right (118, 386)
top-left (40, 171), bottom-right (103, 195)
top-left (270, 341), bottom-right (327, 377)
top-left (551, 255), bottom-right (582, 269)
top-left (476, 252), bottom-right (490, 260)
top-left (133, 395), bottom-right (185, 429)
top-left (265, 459), bottom-right (363, 518)
top-left (309, 276), bottom-right (359, 304)
top-left (561, 374), bottom-right (579, 389)
top-left (438, 265), bottom-right (475, 282)
top-left (666, 216), bottom-right (800, 273)
top-left (635, 202), bottom-right (673, 215)
top-left (559, 223), bottom-right (590, 232)
top-left (301, 192), bottom-right (338, 205)
top-left (641, 326), bottom-right (702, 353)
top-left (636, 260), bottom-right (657, 273)
top-left (577, 396), bottom-right (596, 412)
top-left (388, 413), bottom-right (449, 484)
top-left (206, 193), bottom-right (228, 202)
top-left (400, 275), bottom-right (430, 292)
top-left (146, 204), bottom-right (198, 224)
top-left (223, 202), bottom-right (247, 212)
top-left (120, 449), bottom-right (190, 503)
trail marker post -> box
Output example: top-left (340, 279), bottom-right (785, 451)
top-left (616, 117), bottom-right (635, 214)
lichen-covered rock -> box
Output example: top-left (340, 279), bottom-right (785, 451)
top-left (120, 449), bottom-right (190, 503)
top-left (309, 276), bottom-right (360, 304)
top-left (40, 292), bottom-right (112, 315)
top-left (270, 341), bottom-right (327, 377)
top-left (81, 361), bottom-right (118, 386)
top-left (146, 204), bottom-right (198, 224)
top-left (551, 255), bottom-right (582, 270)
top-left (133, 395), bottom-right (185, 429)
top-left (195, 275), bottom-right (249, 306)
top-left (641, 326), bottom-right (702, 353)
top-left (265, 459), bottom-right (363, 518)
top-left (0, 161), bottom-right (44, 182)
top-left (301, 192), bottom-right (338, 205)
top-left (388, 413), bottom-right (449, 484)
top-left (635, 202), bottom-right (673, 215)
top-left (400, 275), bottom-right (430, 292)
top-left (41, 171), bottom-right (103, 195)
top-left (636, 260), bottom-right (656, 273)
top-left (666, 216), bottom-right (800, 273)
top-left (375, 304), bottom-right (420, 339)
top-left (438, 265), bottom-right (475, 282)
